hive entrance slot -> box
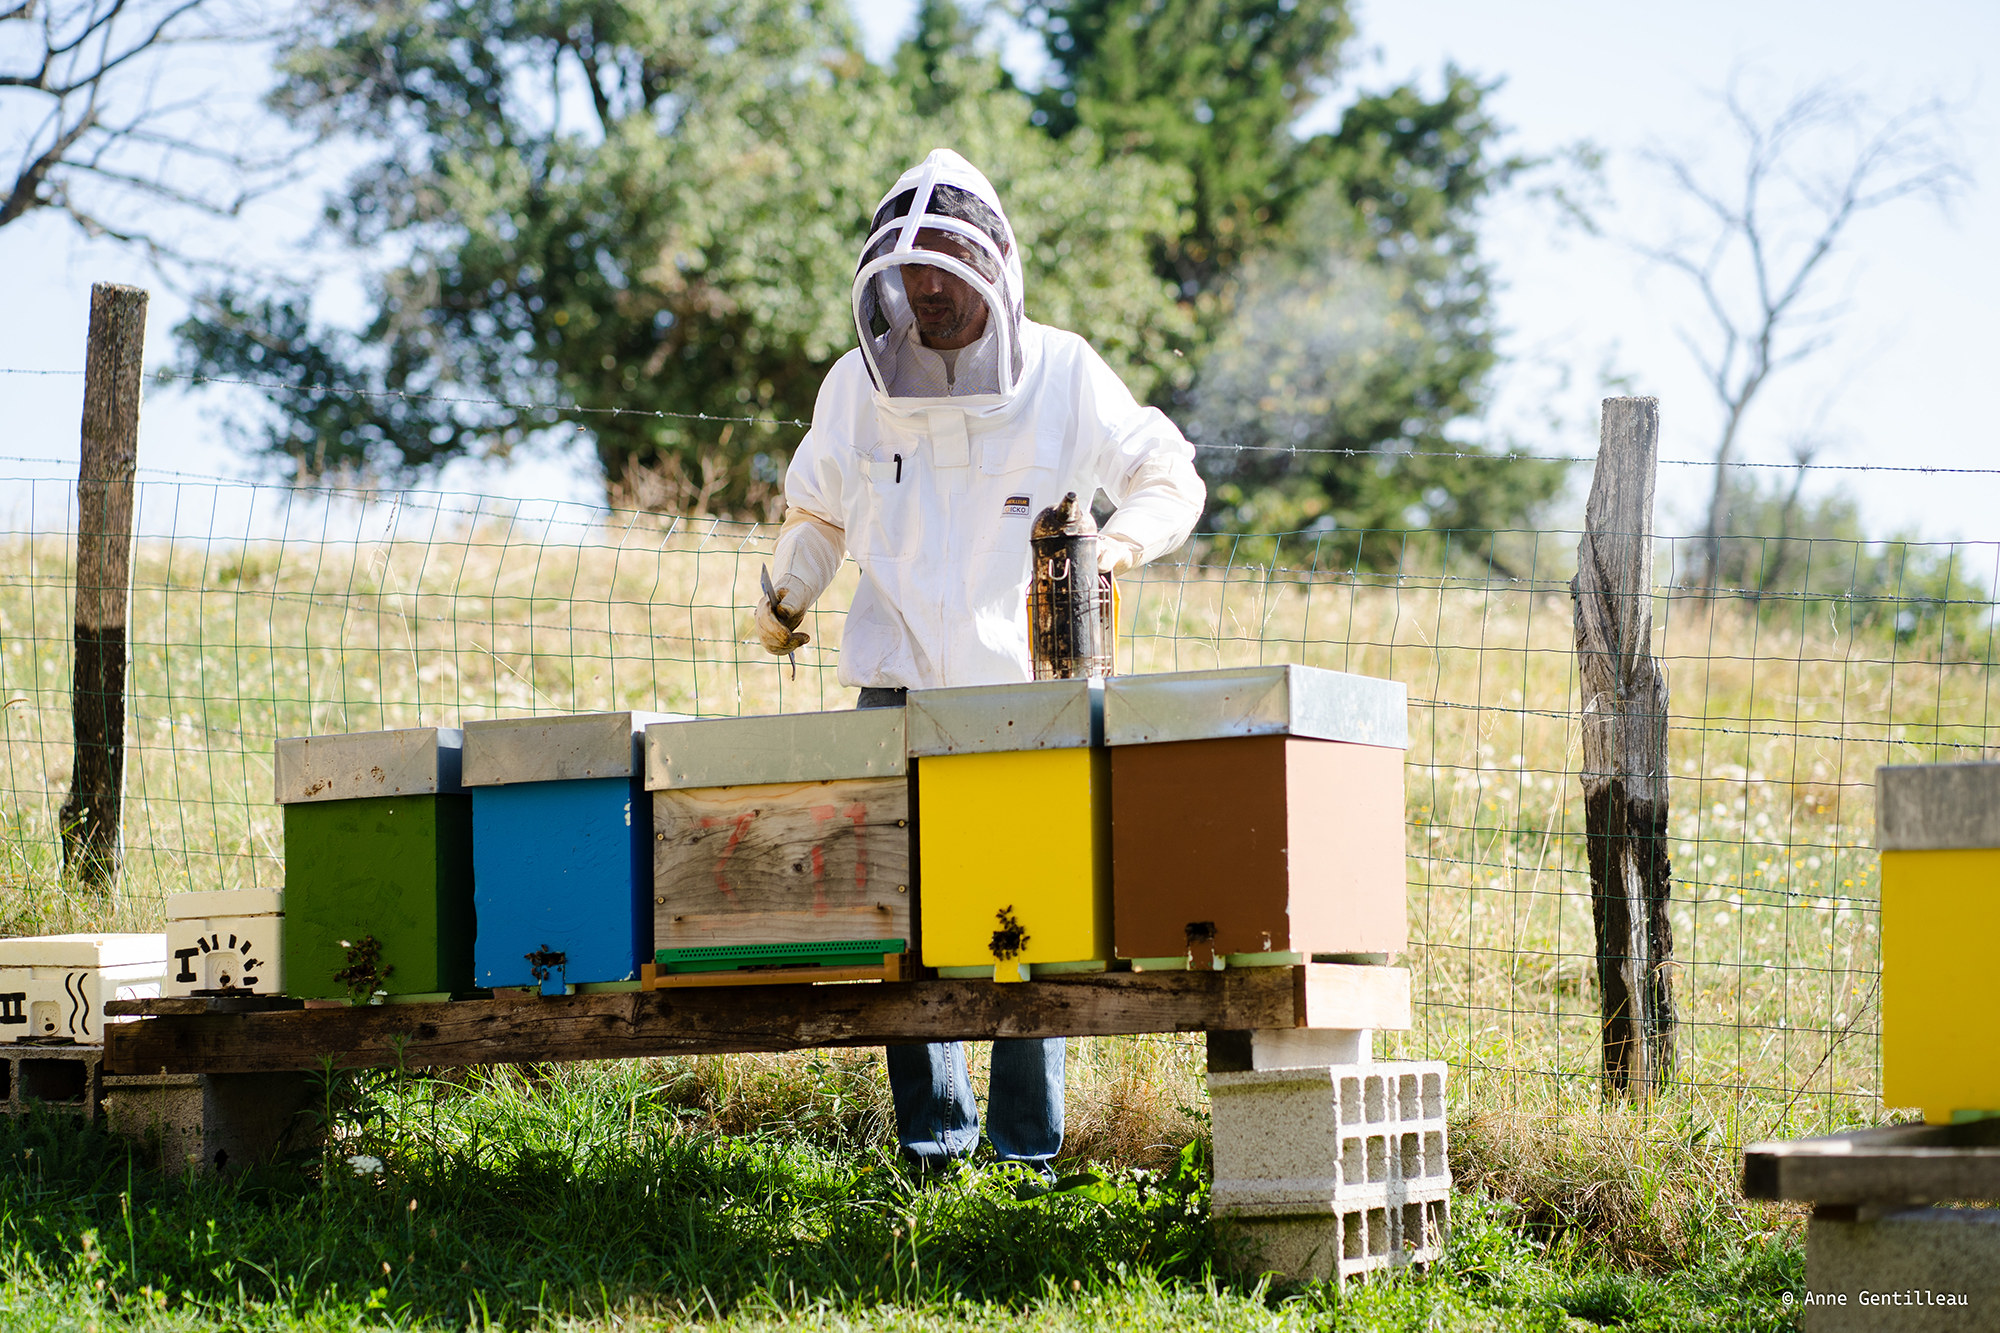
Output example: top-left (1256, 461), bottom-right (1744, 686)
top-left (1185, 921), bottom-right (1217, 971)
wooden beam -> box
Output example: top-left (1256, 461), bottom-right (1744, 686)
top-left (1743, 1123), bottom-right (2000, 1206)
top-left (1572, 396), bottom-right (1675, 1099)
top-left (103, 964), bottom-right (1404, 1076)
top-left (1296, 957), bottom-right (1410, 1029)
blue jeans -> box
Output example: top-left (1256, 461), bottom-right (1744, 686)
top-left (858, 686), bottom-right (1066, 1175)
top-left (885, 1038), bottom-right (1066, 1174)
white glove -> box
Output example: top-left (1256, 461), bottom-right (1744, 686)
top-left (755, 574), bottom-right (812, 655)
top-left (1098, 533), bottom-right (1142, 577)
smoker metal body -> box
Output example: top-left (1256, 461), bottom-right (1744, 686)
top-left (165, 890), bottom-right (284, 997)
top-left (463, 713), bottom-right (682, 993)
top-left (644, 710), bottom-right (912, 961)
top-left (908, 679), bottom-right (1109, 980)
top-left (1104, 667), bottom-right (1410, 967)
top-left (276, 728), bottom-right (474, 999)
top-left (1027, 492), bottom-right (1113, 680)
top-left (1876, 761), bottom-right (2000, 1122)
top-left (0, 934), bottom-right (166, 1043)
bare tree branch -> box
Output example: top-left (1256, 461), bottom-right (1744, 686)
top-left (0, 0), bottom-right (304, 270)
top-left (1615, 73), bottom-right (1967, 592)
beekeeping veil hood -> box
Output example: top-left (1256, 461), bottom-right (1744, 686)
top-left (853, 149), bottom-right (1026, 398)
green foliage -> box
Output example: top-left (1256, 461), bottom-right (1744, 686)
top-left (0, 1073), bottom-right (1803, 1330)
top-left (1029, 0), bottom-right (1354, 289)
top-left (174, 0), bottom-right (1187, 511)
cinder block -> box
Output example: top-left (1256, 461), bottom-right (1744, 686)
top-left (102, 1071), bottom-right (315, 1175)
top-left (1210, 1060), bottom-right (1451, 1281)
top-left (165, 890), bottom-right (284, 997)
top-left (0, 1044), bottom-right (103, 1117)
top-left (1804, 1206), bottom-right (2000, 1332)
top-left (1222, 1197), bottom-right (1451, 1283)
top-left (0, 934), bottom-right (166, 1043)
top-left (1208, 1028), bottom-right (1374, 1071)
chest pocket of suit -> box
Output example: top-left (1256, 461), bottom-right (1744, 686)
top-left (853, 445), bottom-right (920, 566)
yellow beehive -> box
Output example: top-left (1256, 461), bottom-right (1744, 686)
top-left (908, 680), bottom-right (1108, 982)
top-left (1877, 761), bottom-right (2000, 1123)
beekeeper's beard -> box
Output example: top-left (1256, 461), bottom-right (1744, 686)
top-left (903, 263), bottom-right (991, 348)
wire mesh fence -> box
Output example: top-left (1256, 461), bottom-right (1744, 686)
top-left (3, 462), bottom-right (1995, 1143)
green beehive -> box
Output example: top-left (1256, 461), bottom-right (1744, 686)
top-left (275, 727), bottom-right (473, 999)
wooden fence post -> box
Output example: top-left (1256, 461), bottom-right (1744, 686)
top-left (59, 282), bottom-right (148, 890)
top-left (1573, 396), bottom-right (1675, 1098)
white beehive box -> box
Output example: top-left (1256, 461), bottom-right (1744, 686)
top-left (0, 934), bottom-right (167, 1043)
top-left (165, 889), bottom-right (284, 997)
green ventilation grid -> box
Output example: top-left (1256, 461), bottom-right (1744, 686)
top-left (654, 938), bottom-right (906, 974)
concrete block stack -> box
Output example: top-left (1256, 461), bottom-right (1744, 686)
top-left (1209, 1041), bottom-right (1451, 1282)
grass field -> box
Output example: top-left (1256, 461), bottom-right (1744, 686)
top-left (2, 485), bottom-right (1995, 1328)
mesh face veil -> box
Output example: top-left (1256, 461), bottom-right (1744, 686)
top-left (852, 150), bottom-right (1026, 397)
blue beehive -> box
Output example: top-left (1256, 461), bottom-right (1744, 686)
top-left (462, 712), bottom-right (683, 993)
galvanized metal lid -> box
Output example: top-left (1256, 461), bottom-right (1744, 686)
top-left (905, 678), bottom-right (1102, 756)
top-left (644, 708), bottom-right (906, 790)
top-left (166, 889), bottom-right (284, 920)
top-left (1877, 762), bottom-right (2000, 850)
top-left (462, 711), bottom-right (687, 786)
top-left (1103, 665), bottom-right (1409, 749)
top-left (0, 933), bottom-right (168, 970)
top-left (273, 727), bottom-right (465, 804)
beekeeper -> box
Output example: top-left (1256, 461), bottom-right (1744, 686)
top-left (753, 148), bottom-right (1204, 1181)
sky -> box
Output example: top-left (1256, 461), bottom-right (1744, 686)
top-left (1, 0), bottom-right (1994, 541)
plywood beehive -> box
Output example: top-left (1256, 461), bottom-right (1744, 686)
top-left (275, 727), bottom-right (473, 999)
top-left (644, 709), bottom-right (910, 969)
top-left (907, 679), bottom-right (1108, 981)
top-left (1104, 666), bottom-right (1409, 968)
top-left (0, 934), bottom-right (166, 1042)
top-left (165, 889), bottom-right (284, 997)
top-left (463, 712), bottom-right (684, 992)
top-left (1877, 761), bottom-right (2000, 1123)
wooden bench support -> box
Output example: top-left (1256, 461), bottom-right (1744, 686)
top-left (104, 964), bottom-right (1410, 1076)
top-left (1745, 1125), bottom-right (2000, 1329)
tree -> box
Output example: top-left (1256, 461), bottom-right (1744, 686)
top-left (172, 0), bottom-right (1189, 511)
top-left (1176, 70), bottom-right (1567, 556)
top-left (1024, 3), bottom-right (1565, 551)
top-left (1028, 0), bottom-right (1353, 294)
top-left (1599, 77), bottom-right (1965, 592)
top-left (1, 0), bottom-right (295, 258)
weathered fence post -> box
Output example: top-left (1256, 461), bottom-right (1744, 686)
top-left (59, 282), bottom-right (148, 890)
top-left (1573, 396), bottom-right (1675, 1098)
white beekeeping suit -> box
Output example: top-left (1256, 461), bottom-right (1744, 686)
top-left (761, 148), bottom-right (1205, 689)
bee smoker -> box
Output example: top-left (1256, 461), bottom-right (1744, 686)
top-left (1028, 492), bottom-right (1115, 679)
